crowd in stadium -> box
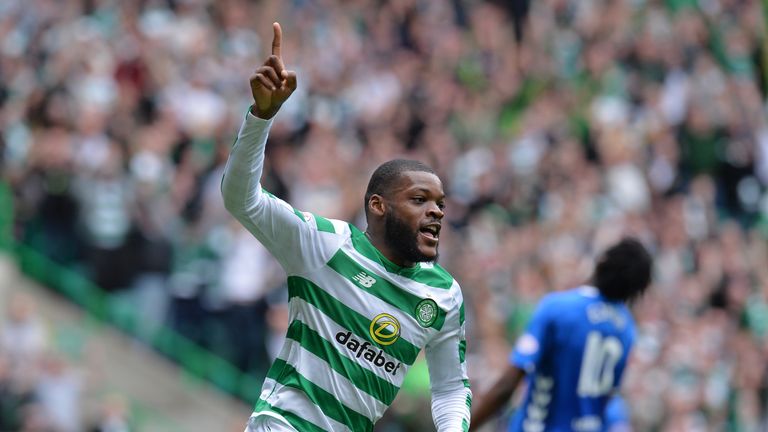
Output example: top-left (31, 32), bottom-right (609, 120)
top-left (0, 291), bottom-right (132, 431)
top-left (1, 0), bottom-right (767, 430)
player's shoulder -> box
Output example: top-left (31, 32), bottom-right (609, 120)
top-left (535, 286), bottom-right (599, 316)
top-left (299, 212), bottom-right (352, 237)
top-left (410, 263), bottom-right (462, 317)
top-left (416, 261), bottom-right (455, 290)
top-left (541, 286), bottom-right (593, 304)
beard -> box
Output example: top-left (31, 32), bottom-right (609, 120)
top-left (384, 210), bottom-right (437, 264)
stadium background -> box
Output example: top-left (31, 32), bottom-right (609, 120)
top-left (1, 0), bottom-right (767, 430)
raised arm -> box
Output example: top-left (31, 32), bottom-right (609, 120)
top-left (222, 23), bottom-right (341, 274)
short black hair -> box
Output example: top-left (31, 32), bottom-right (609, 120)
top-left (592, 237), bottom-right (652, 303)
top-left (364, 159), bottom-right (436, 217)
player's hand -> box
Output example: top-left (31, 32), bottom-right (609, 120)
top-left (250, 22), bottom-right (297, 120)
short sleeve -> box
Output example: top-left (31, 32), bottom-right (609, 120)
top-left (509, 295), bottom-right (556, 373)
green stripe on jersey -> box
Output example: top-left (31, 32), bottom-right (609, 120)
top-left (288, 277), bottom-right (420, 365)
top-left (348, 225), bottom-right (400, 273)
top-left (261, 188), bottom-right (278, 199)
top-left (408, 264), bottom-right (454, 289)
top-left (327, 250), bottom-right (446, 330)
top-left (267, 358), bottom-right (374, 432)
top-left (459, 340), bottom-right (467, 363)
top-left (314, 214), bottom-right (335, 233)
top-left (286, 320), bottom-right (399, 405)
top-left (254, 398), bottom-right (328, 432)
top-left (261, 189), bottom-right (329, 228)
top-left (348, 224), bottom-right (453, 289)
top-left (261, 188), bottom-right (305, 222)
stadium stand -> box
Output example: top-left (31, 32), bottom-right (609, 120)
top-left (1, 0), bottom-right (767, 430)
top-left (0, 252), bottom-right (251, 432)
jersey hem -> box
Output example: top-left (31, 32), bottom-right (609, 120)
top-left (250, 411), bottom-right (297, 431)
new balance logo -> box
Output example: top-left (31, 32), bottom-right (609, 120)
top-left (352, 272), bottom-right (376, 288)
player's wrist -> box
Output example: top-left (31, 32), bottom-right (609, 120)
top-left (250, 103), bottom-right (279, 120)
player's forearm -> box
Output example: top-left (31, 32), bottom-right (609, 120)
top-left (221, 110), bottom-right (273, 217)
top-left (469, 365), bottom-right (525, 430)
top-left (468, 388), bottom-right (507, 430)
top-left (432, 387), bottom-right (472, 432)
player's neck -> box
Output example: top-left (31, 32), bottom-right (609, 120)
top-left (364, 229), bottom-right (413, 268)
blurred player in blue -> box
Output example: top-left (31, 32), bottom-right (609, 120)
top-left (604, 395), bottom-right (632, 432)
top-left (470, 238), bottom-right (652, 432)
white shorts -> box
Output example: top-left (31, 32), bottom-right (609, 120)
top-left (245, 414), bottom-right (297, 432)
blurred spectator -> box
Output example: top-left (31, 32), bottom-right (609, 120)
top-left (264, 288), bottom-right (289, 362)
top-left (1, 293), bottom-right (48, 365)
top-left (2, 0), bottom-right (767, 429)
top-left (0, 293), bottom-right (134, 432)
top-left (35, 352), bottom-right (83, 432)
top-left (75, 140), bottom-right (136, 292)
top-left (0, 353), bottom-right (36, 431)
top-left (214, 223), bottom-right (283, 377)
top-left (87, 394), bottom-right (132, 432)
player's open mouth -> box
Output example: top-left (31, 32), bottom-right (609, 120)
top-left (419, 224), bottom-right (440, 241)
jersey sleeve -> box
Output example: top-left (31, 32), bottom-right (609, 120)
top-left (510, 295), bottom-right (556, 373)
top-left (425, 286), bottom-right (471, 432)
top-left (221, 110), bottom-right (344, 275)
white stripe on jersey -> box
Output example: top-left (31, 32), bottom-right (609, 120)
top-left (290, 297), bottom-right (403, 387)
top-left (277, 338), bottom-right (388, 419)
top-left (302, 267), bottom-right (434, 348)
top-left (260, 378), bottom-right (349, 432)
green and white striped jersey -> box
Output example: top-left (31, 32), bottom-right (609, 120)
top-left (222, 112), bottom-right (471, 432)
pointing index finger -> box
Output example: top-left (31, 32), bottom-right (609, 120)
top-left (272, 22), bottom-right (282, 58)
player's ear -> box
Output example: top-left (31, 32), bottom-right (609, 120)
top-left (368, 194), bottom-right (386, 217)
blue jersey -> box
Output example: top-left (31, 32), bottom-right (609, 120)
top-left (605, 395), bottom-right (631, 431)
top-left (508, 286), bottom-right (635, 432)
